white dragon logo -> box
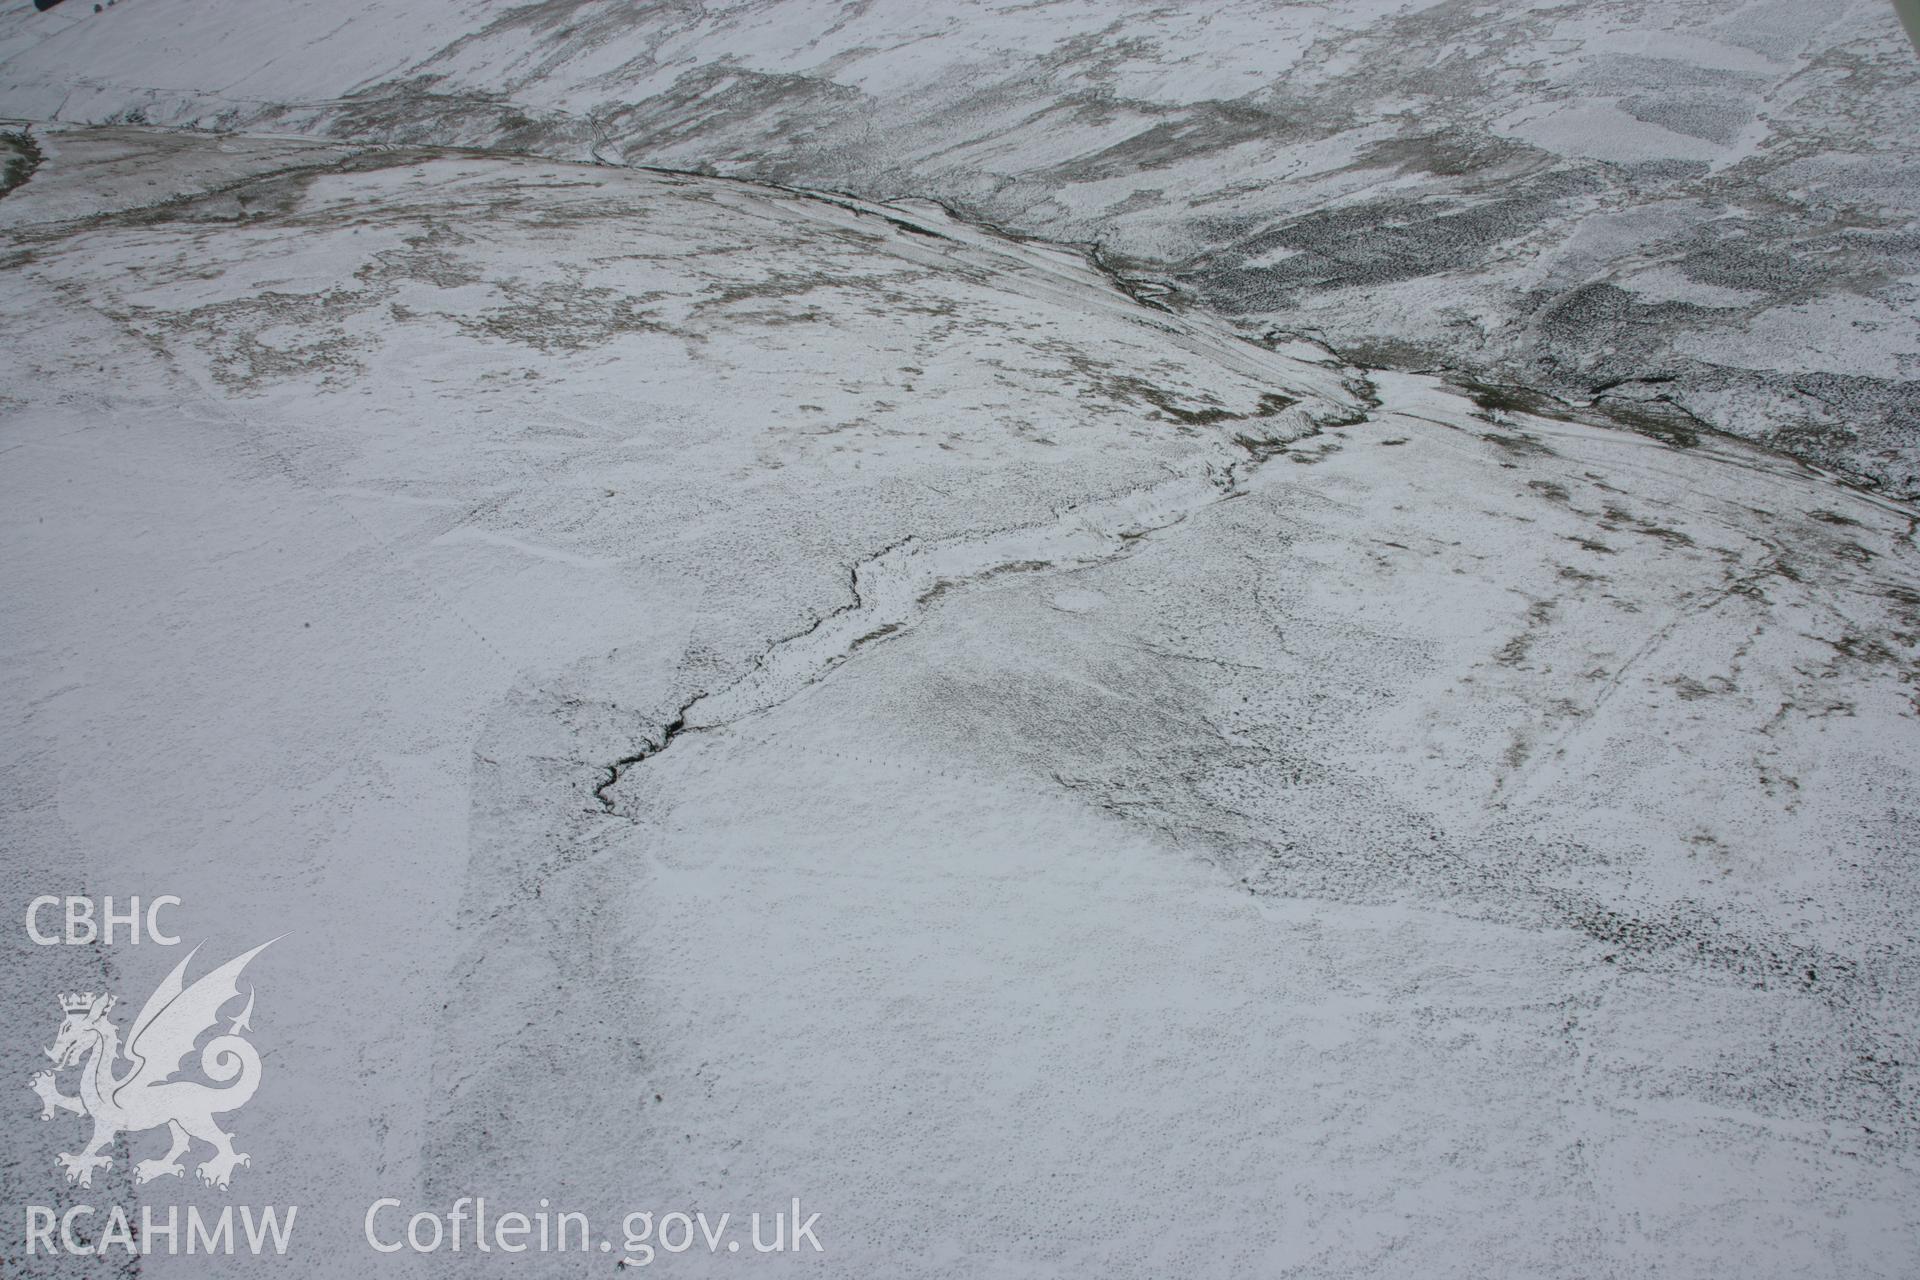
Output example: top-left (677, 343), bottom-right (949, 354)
top-left (30, 939), bottom-right (276, 1190)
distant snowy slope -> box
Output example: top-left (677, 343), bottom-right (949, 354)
top-left (1, 0), bottom-right (1916, 491)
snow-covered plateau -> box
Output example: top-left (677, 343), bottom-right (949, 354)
top-left (1, 4), bottom-right (1918, 1279)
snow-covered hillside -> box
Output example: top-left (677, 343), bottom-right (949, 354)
top-left (4, 2), bottom-right (1920, 1276)
top-left (2, 0), bottom-right (1917, 493)
top-left (3, 122), bottom-right (1918, 1276)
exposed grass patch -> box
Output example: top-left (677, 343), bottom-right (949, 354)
top-left (0, 129), bottom-right (43, 199)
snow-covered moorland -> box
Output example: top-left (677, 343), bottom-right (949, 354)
top-left (2, 0), bottom-right (1917, 492)
top-left (1, 4), bottom-right (1918, 1278)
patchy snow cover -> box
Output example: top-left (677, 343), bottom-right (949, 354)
top-left (3, 127), bottom-right (1918, 1277)
top-left (0, 0), bottom-right (1916, 491)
